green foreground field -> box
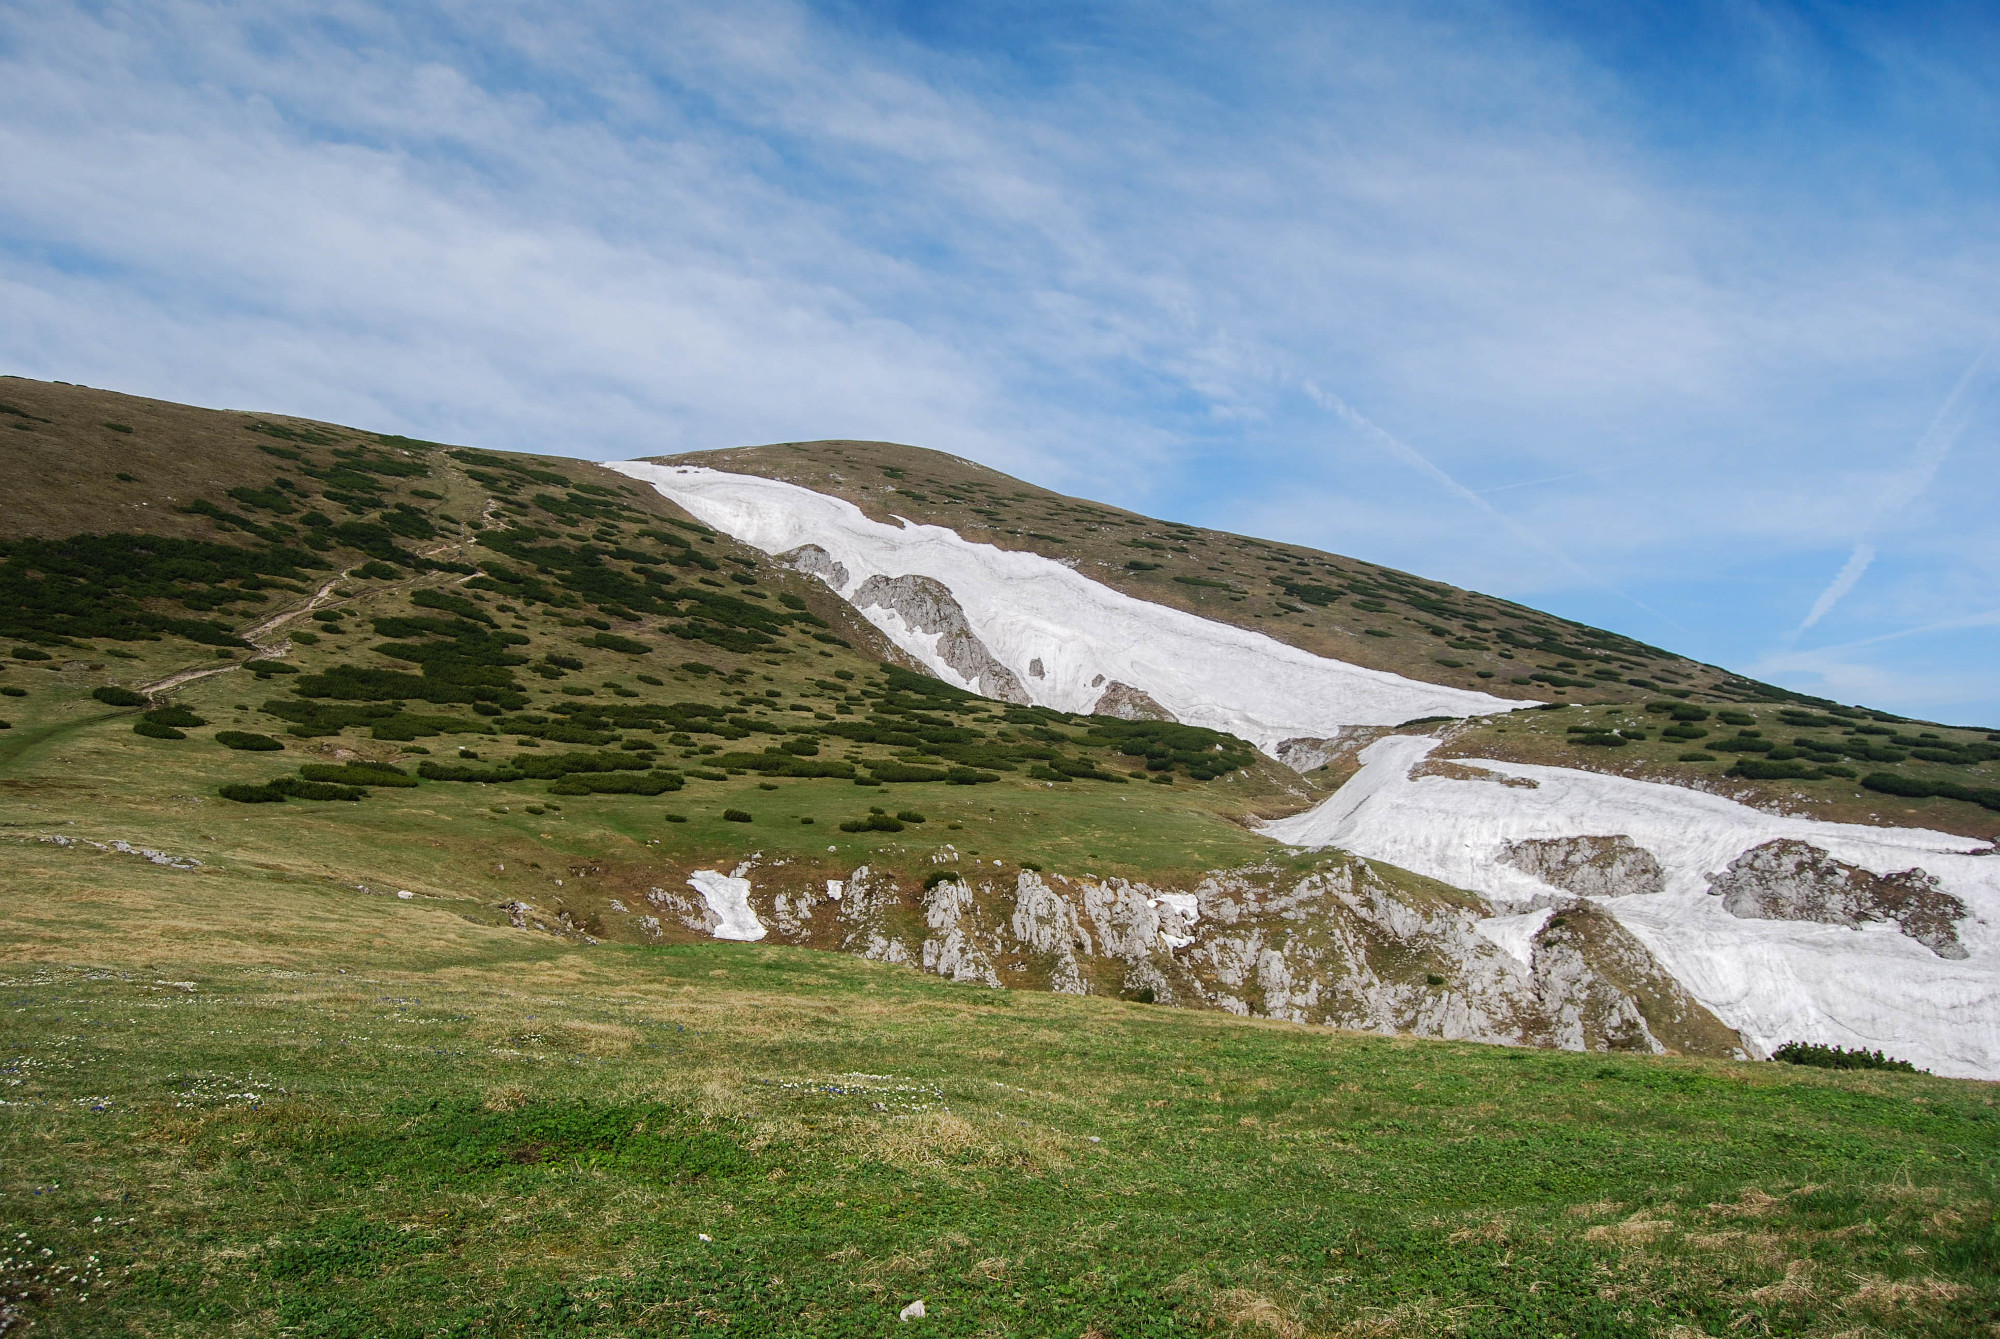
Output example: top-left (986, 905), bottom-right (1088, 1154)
top-left (2, 843), bottom-right (1996, 1338)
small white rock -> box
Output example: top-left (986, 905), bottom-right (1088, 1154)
top-left (698, 1233), bottom-right (712, 1242)
top-left (396, 890), bottom-right (414, 900)
top-left (899, 1299), bottom-right (926, 1321)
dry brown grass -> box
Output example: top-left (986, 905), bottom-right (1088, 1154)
top-left (1217, 1288), bottom-right (1302, 1337)
top-left (1749, 1258), bottom-right (1819, 1306)
top-left (1841, 1272), bottom-right (1975, 1315)
top-left (1583, 1211), bottom-right (1676, 1245)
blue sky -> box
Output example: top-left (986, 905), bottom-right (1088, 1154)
top-left (3, 1), bottom-right (1996, 723)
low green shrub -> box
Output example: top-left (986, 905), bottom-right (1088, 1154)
top-left (11, 646), bottom-right (52, 661)
top-left (722, 808), bottom-right (753, 823)
top-left (218, 783), bottom-right (286, 803)
top-left (300, 763), bottom-right (418, 788)
top-left (217, 731), bottom-right (284, 751)
top-left (1678, 752), bottom-right (1716, 762)
top-left (896, 811), bottom-right (926, 823)
top-left (1772, 1041), bottom-right (1920, 1073)
top-left (1861, 772), bottom-right (2000, 813)
top-left (1730, 758), bottom-right (1823, 781)
top-left (144, 706), bottom-right (207, 728)
top-left (839, 813), bottom-right (904, 833)
top-left (134, 720), bottom-right (186, 740)
top-left (664, 813), bottom-right (688, 823)
top-left (0, 686), bottom-right (24, 697)
top-left (92, 685), bottom-right (148, 707)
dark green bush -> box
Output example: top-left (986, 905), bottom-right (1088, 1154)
top-left (244, 659), bottom-right (298, 677)
top-left (722, 808), bottom-right (753, 823)
top-left (217, 731), bottom-right (284, 751)
top-left (922, 869), bottom-right (963, 890)
top-left (1730, 759), bottom-right (1823, 781)
top-left (839, 813), bottom-right (904, 833)
top-left (896, 811), bottom-right (926, 823)
top-left (354, 561), bottom-right (401, 580)
top-left (1678, 751), bottom-right (1716, 762)
top-left (663, 813), bottom-right (687, 823)
top-left (300, 762), bottom-right (418, 788)
top-left (11, 646), bottom-right (52, 661)
top-left (92, 684), bottom-right (148, 707)
top-left (1861, 772), bottom-right (2000, 812)
top-left (144, 706), bottom-right (207, 728)
top-left (1772, 1041), bottom-right (1919, 1073)
top-left (588, 632), bottom-right (651, 655)
top-left (219, 783), bottom-right (287, 803)
top-left (0, 686), bottom-right (24, 697)
top-left (134, 720), bottom-right (186, 740)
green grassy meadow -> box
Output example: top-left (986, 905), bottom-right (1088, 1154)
top-left (2, 842), bottom-right (1997, 1338)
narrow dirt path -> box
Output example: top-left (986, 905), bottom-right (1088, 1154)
top-left (136, 512), bottom-right (494, 699)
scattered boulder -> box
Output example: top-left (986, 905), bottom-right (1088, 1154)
top-left (1708, 839), bottom-right (1968, 959)
top-left (1500, 835), bottom-right (1666, 899)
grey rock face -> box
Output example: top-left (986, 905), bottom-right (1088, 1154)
top-left (1526, 901), bottom-right (1740, 1055)
top-left (851, 573), bottom-right (1030, 704)
top-left (774, 543), bottom-right (850, 592)
top-left (1709, 839), bottom-right (1969, 959)
top-left (1501, 835), bottom-right (1667, 899)
top-left (1273, 727), bottom-right (1391, 775)
top-left (1091, 680), bottom-right (1175, 722)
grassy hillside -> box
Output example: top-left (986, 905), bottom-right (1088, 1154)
top-left (3, 843), bottom-right (1996, 1337)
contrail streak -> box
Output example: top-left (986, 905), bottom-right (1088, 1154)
top-left (1796, 347), bottom-right (1994, 632)
top-left (1303, 382), bottom-right (1681, 631)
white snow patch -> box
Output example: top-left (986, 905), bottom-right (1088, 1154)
top-left (608, 463), bottom-right (1529, 753)
top-left (826, 880), bottom-right (845, 901)
top-left (1475, 908), bottom-right (1552, 967)
top-left (1262, 736), bottom-right (2000, 1079)
top-left (686, 870), bottom-right (767, 942)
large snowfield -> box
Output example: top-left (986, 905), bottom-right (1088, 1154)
top-left (1264, 736), bottom-right (2000, 1079)
top-left (615, 460), bottom-right (1996, 1079)
top-left (609, 462), bottom-right (1522, 752)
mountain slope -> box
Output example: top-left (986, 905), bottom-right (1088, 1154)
top-left (616, 448), bottom-right (2000, 1078)
top-left (2, 375), bottom-right (1996, 1079)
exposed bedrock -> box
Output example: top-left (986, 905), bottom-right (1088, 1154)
top-left (1708, 838), bottom-right (1969, 959)
top-left (1091, 680), bottom-right (1175, 722)
top-left (642, 857), bottom-right (1745, 1059)
top-left (1530, 901), bottom-right (1742, 1055)
top-left (1500, 835), bottom-right (1667, 899)
top-left (774, 542), bottom-right (850, 592)
top-left (850, 573), bottom-right (1031, 704)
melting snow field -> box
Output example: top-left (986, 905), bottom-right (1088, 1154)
top-left (1263, 737), bottom-right (2000, 1079)
top-left (609, 463), bottom-right (1525, 752)
top-left (687, 870), bottom-right (766, 942)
